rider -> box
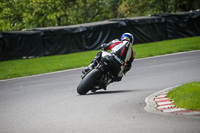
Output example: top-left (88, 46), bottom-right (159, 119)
top-left (82, 33), bottom-right (135, 83)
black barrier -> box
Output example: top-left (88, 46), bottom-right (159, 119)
top-left (153, 11), bottom-right (200, 39)
top-left (1, 11), bottom-right (200, 61)
top-left (32, 21), bottom-right (126, 56)
top-left (110, 16), bottom-right (167, 44)
top-left (0, 33), bottom-right (3, 61)
top-left (2, 31), bottom-right (44, 61)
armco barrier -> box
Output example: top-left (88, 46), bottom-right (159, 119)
top-left (1, 11), bottom-right (200, 61)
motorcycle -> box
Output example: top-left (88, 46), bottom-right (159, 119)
top-left (77, 51), bottom-right (115, 95)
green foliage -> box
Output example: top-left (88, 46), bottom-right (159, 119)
top-left (0, 0), bottom-right (27, 31)
top-left (0, 0), bottom-right (200, 31)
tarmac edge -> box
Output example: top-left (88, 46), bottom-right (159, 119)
top-left (144, 86), bottom-right (200, 118)
top-left (144, 86), bottom-right (176, 115)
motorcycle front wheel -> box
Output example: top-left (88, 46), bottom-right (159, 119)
top-left (77, 69), bottom-right (102, 95)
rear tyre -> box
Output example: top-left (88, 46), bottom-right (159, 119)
top-left (77, 69), bottom-right (102, 95)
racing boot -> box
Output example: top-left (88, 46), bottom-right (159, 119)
top-left (82, 51), bottom-right (102, 75)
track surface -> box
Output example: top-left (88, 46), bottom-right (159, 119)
top-left (0, 51), bottom-right (200, 133)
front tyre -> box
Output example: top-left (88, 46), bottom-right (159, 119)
top-left (77, 69), bottom-right (102, 95)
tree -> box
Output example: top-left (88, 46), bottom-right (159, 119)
top-left (0, 0), bottom-right (28, 31)
top-left (23, 0), bottom-right (76, 28)
top-left (0, 0), bottom-right (200, 31)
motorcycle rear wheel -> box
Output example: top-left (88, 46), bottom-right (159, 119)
top-left (77, 69), bottom-right (102, 95)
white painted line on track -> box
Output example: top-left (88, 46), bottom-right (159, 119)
top-left (0, 67), bottom-right (85, 82)
top-left (153, 88), bottom-right (200, 118)
top-left (1, 50), bottom-right (200, 82)
top-left (156, 94), bottom-right (167, 98)
top-left (145, 85), bottom-right (200, 118)
top-left (157, 105), bottom-right (175, 109)
top-left (158, 103), bottom-right (174, 106)
top-left (162, 108), bottom-right (186, 113)
top-left (155, 98), bottom-right (169, 101)
top-left (157, 101), bottom-right (173, 106)
top-left (136, 50), bottom-right (200, 61)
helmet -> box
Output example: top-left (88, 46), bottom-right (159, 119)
top-left (121, 33), bottom-right (134, 44)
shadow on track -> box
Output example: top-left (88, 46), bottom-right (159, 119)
top-left (87, 90), bottom-right (134, 95)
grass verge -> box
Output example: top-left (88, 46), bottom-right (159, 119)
top-left (167, 82), bottom-right (200, 111)
top-left (0, 36), bottom-right (200, 80)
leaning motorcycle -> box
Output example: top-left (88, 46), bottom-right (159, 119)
top-left (77, 52), bottom-right (115, 95)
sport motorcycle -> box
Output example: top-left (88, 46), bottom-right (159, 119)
top-left (77, 51), bottom-right (119, 95)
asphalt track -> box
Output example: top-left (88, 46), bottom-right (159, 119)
top-left (0, 50), bottom-right (200, 133)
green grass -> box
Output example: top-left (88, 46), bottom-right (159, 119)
top-left (134, 36), bottom-right (200, 58)
top-left (167, 82), bottom-right (200, 111)
top-left (0, 36), bottom-right (200, 80)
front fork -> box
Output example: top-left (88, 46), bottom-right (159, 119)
top-left (97, 58), bottom-right (114, 88)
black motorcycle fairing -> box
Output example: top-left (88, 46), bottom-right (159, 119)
top-left (97, 57), bottom-right (111, 73)
top-left (78, 56), bottom-right (114, 94)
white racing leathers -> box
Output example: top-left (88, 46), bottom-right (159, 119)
top-left (102, 40), bottom-right (135, 78)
